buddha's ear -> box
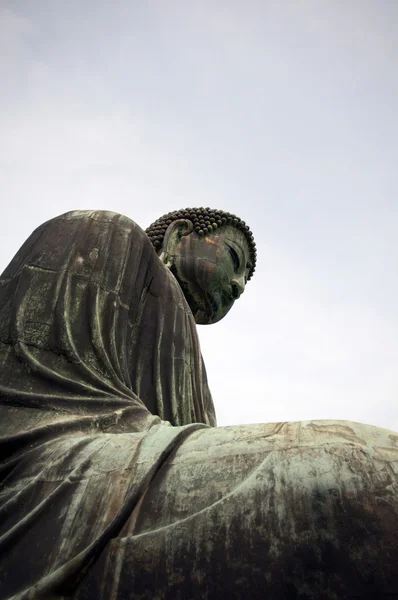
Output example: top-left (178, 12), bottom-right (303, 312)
top-left (159, 219), bottom-right (193, 268)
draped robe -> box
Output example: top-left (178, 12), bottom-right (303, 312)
top-left (1, 211), bottom-right (398, 599)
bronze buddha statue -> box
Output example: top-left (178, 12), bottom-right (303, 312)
top-left (0, 209), bottom-right (397, 599)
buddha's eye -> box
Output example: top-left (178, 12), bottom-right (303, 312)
top-left (228, 246), bottom-right (240, 271)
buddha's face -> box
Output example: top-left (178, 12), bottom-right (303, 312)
top-left (161, 223), bottom-right (252, 324)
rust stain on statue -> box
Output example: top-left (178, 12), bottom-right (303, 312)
top-left (374, 446), bottom-right (398, 462)
top-left (306, 422), bottom-right (367, 446)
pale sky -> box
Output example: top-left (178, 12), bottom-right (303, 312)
top-left (1, 1), bottom-right (397, 430)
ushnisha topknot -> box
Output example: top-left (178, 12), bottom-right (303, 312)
top-left (145, 207), bottom-right (257, 280)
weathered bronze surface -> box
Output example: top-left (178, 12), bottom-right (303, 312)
top-left (1, 210), bottom-right (398, 599)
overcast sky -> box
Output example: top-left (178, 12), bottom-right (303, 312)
top-left (1, 1), bottom-right (397, 430)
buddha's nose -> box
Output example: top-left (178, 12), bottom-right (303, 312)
top-left (231, 275), bottom-right (245, 299)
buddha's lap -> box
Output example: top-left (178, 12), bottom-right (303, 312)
top-left (117, 419), bottom-right (397, 537)
top-left (74, 419), bottom-right (398, 599)
top-left (5, 419), bottom-right (396, 599)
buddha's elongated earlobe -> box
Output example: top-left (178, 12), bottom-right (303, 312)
top-left (158, 219), bottom-right (193, 269)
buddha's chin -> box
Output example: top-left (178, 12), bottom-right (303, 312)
top-left (174, 273), bottom-right (234, 325)
top-left (192, 292), bottom-right (235, 325)
top-left (195, 310), bottom-right (225, 325)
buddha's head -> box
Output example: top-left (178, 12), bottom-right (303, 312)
top-left (146, 208), bottom-right (256, 324)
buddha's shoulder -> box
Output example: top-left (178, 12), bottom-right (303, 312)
top-left (51, 209), bottom-right (140, 229)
